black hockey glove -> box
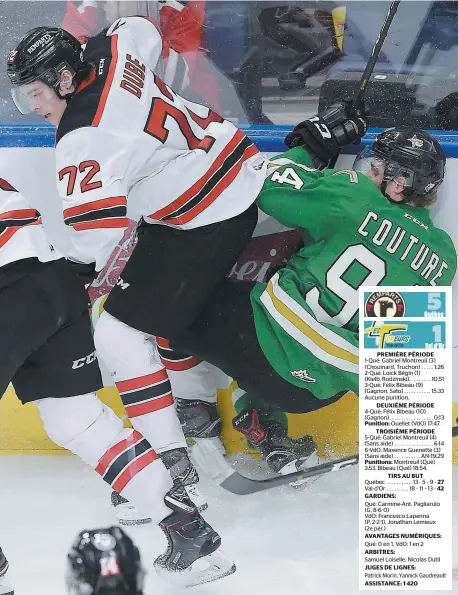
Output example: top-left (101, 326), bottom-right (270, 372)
top-left (284, 100), bottom-right (367, 168)
top-left (68, 259), bottom-right (97, 289)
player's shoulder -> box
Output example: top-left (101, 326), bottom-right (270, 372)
top-left (0, 177), bottom-right (22, 201)
top-left (106, 15), bottom-right (162, 40)
top-left (56, 33), bottom-right (114, 145)
top-left (432, 223), bottom-right (457, 263)
top-left (0, 178), bottom-right (18, 195)
top-left (323, 167), bottom-right (384, 209)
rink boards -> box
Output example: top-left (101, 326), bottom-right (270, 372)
top-left (0, 125), bottom-right (457, 463)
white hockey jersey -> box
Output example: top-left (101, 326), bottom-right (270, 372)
top-left (55, 16), bottom-right (267, 272)
top-left (0, 178), bottom-right (60, 269)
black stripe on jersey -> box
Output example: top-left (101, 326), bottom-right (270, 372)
top-left (162, 136), bottom-right (253, 222)
top-left (64, 206), bottom-right (127, 226)
top-left (56, 32), bottom-right (113, 145)
top-left (0, 214), bottom-right (40, 234)
top-left (103, 438), bottom-right (151, 485)
top-left (119, 378), bottom-right (172, 407)
top-left (157, 345), bottom-right (193, 362)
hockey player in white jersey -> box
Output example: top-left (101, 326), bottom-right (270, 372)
top-left (0, 178), bottom-right (234, 587)
top-left (8, 16), bottom-right (265, 545)
top-left (0, 547), bottom-right (13, 595)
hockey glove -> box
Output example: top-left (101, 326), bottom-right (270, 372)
top-left (285, 101), bottom-right (367, 168)
top-left (68, 259), bottom-right (97, 289)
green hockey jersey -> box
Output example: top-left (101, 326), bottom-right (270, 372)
top-left (250, 147), bottom-right (456, 398)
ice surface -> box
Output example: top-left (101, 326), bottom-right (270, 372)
top-left (1, 455), bottom-right (457, 595)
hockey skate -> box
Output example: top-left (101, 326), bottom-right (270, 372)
top-left (233, 408), bottom-right (319, 488)
top-left (111, 489), bottom-right (152, 526)
top-left (175, 398), bottom-right (222, 441)
top-left (112, 448), bottom-right (207, 525)
top-left (0, 549), bottom-right (14, 595)
top-left (176, 398), bottom-right (227, 479)
top-left (154, 482), bottom-right (235, 588)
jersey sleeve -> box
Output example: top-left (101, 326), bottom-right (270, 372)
top-left (56, 127), bottom-right (130, 272)
top-left (433, 230), bottom-right (457, 286)
top-left (107, 15), bottom-right (164, 74)
top-left (258, 147), bottom-right (361, 239)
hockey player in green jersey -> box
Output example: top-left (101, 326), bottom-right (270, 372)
top-left (171, 104), bottom-right (456, 474)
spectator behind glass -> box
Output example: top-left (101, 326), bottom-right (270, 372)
top-left (60, 0), bottom-right (231, 115)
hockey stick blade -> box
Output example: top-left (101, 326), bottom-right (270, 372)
top-left (219, 454), bottom-right (359, 495)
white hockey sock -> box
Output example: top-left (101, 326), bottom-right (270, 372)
top-left (36, 393), bottom-right (173, 524)
top-left (94, 311), bottom-right (187, 452)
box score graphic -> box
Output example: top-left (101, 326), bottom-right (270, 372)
top-left (363, 320), bottom-right (446, 350)
top-left (359, 287), bottom-right (452, 591)
top-left (364, 290), bottom-right (447, 319)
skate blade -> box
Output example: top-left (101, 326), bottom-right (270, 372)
top-left (155, 550), bottom-right (236, 588)
top-left (115, 504), bottom-right (152, 526)
top-left (289, 452), bottom-right (321, 489)
top-left (118, 517), bottom-right (152, 526)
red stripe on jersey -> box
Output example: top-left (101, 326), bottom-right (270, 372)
top-left (95, 430), bottom-right (143, 476)
top-left (149, 129), bottom-right (246, 221)
top-left (75, 66), bottom-right (96, 95)
top-left (0, 179), bottom-right (17, 192)
top-left (116, 369), bottom-right (168, 393)
top-left (0, 209), bottom-right (39, 221)
top-left (166, 143), bottom-right (259, 224)
top-left (63, 196), bottom-right (127, 219)
top-left (0, 220), bottom-right (42, 249)
top-left (160, 357), bottom-right (201, 371)
top-left (125, 392), bottom-right (174, 418)
top-left (92, 35), bottom-right (119, 127)
top-left (72, 218), bottom-right (129, 231)
top-left (112, 449), bottom-right (159, 493)
top-left (0, 227), bottom-right (17, 249)
top-left (156, 337), bottom-right (170, 349)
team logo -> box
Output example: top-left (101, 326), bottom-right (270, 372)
top-left (365, 291), bottom-right (406, 318)
top-left (407, 134), bottom-right (424, 148)
top-left (291, 369), bottom-right (316, 383)
top-left (364, 323), bottom-right (410, 349)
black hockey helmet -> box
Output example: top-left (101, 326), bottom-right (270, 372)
top-left (66, 526), bottom-right (145, 595)
top-left (354, 128), bottom-right (445, 203)
top-left (7, 27), bottom-right (84, 108)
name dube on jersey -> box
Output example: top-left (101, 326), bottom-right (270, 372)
top-left (55, 16), bottom-right (266, 272)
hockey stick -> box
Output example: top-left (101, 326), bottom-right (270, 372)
top-left (351, 0), bottom-right (401, 114)
top-left (219, 418), bottom-right (456, 494)
top-left (328, 0), bottom-right (401, 168)
top-left (217, 454), bottom-right (359, 495)
top-left (214, 418), bottom-right (456, 494)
